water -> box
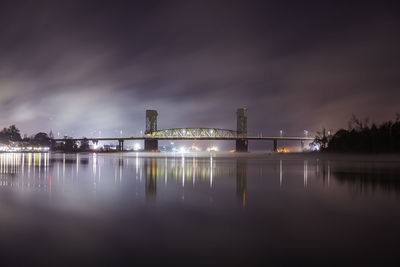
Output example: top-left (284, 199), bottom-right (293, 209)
top-left (0, 152), bottom-right (399, 266)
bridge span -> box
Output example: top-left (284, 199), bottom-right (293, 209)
top-left (54, 108), bottom-right (314, 152)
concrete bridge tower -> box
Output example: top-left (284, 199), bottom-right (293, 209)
top-left (144, 110), bottom-right (158, 151)
top-left (236, 107), bottom-right (248, 152)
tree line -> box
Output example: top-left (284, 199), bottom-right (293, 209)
top-left (0, 125), bottom-right (53, 147)
top-left (0, 125), bottom-right (92, 152)
top-left (314, 114), bottom-right (400, 153)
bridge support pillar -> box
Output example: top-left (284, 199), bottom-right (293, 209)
top-left (118, 139), bottom-right (124, 151)
top-left (144, 139), bottom-right (158, 152)
top-left (301, 140), bottom-right (304, 151)
top-left (236, 139), bottom-right (248, 152)
top-left (273, 139), bottom-right (278, 152)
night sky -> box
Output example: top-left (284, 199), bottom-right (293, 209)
top-left (0, 0), bottom-right (399, 138)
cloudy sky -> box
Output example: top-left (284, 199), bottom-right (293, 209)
top-left (0, 0), bottom-right (399, 138)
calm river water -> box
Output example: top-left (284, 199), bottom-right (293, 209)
top-left (0, 152), bottom-right (399, 266)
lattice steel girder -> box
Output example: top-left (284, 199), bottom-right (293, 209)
top-left (148, 128), bottom-right (237, 138)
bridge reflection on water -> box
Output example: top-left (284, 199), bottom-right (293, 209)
top-left (1, 153), bottom-right (400, 200)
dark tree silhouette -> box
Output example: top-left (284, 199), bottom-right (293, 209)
top-left (80, 138), bottom-right (90, 151)
top-left (0, 125), bottom-right (22, 142)
top-left (63, 138), bottom-right (77, 152)
top-left (317, 115), bottom-right (400, 153)
top-left (310, 128), bottom-right (329, 150)
top-left (33, 132), bottom-right (52, 147)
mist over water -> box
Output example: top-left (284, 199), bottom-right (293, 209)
top-left (0, 152), bottom-right (399, 266)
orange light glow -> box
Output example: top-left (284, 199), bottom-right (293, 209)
top-left (277, 148), bottom-right (290, 153)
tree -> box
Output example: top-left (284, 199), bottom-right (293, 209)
top-left (0, 125), bottom-right (22, 142)
top-left (311, 128), bottom-right (329, 150)
top-left (323, 114), bottom-right (400, 153)
top-left (33, 132), bottom-right (51, 147)
top-left (63, 138), bottom-right (76, 152)
top-left (80, 138), bottom-right (90, 151)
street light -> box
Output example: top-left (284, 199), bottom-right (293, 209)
top-left (304, 130), bottom-right (309, 137)
top-left (280, 130), bottom-right (283, 137)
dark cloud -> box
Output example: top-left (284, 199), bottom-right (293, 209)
top-left (0, 0), bottom-right (399, 138)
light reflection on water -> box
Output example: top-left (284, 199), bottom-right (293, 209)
top-left (0, 152), bottom-right (400, 266)
top-left (2, 152), bottom-right (400, 197)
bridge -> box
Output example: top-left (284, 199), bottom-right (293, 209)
top-left (54, 108), bottom-right (314, 152)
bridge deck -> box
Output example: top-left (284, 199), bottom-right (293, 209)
top-left (53, 136), bottom-right (314, 142)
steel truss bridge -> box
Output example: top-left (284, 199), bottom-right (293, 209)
top-left (53, 127), bottom-right (313, 151)
top-left (53, 135), bottom-right (313, 141)
top-left (150, 128), bottom-right (237, 138)
top-left (54, 127), bottom-right (313, 141)
top-left (53, 109), bottom-right (315, 152)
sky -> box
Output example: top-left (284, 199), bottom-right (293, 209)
top-left (0, 0), bottom-right (399, 138)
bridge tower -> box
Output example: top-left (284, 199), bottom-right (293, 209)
top-left (236, 107), bottom-right (248, 152)
top-left (144, 110), bottom-right (159, 151)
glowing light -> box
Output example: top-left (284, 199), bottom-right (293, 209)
top-left (0, 145), bottom-right (49, 152)
top-left (206, 146), bottom-right (218, 152)
top-left (210, 155), bottom-right (213, 187)
top-left (311, 143), bottom-right (320, 151)
top-left (134, 143), bottom-right (141, 151)
top-left (189, 144), bottom-right (200, 152)
top-left (277, 148), bottom-right (290, 153)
